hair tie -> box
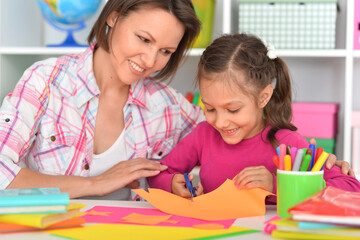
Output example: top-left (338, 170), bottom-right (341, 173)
top-left (267, 44), bottom-right (277, 60)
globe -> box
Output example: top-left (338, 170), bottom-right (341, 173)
top-left (37, 0), bottom-right (102, 47)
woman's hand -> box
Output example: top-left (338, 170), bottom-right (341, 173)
top-left (325, 154), bottom-right (355, 177)
top-left (308, 138), bottom-right (355, 177)
top-left (92, 158), bottom-right (167, 196)
top-left (234, 166), bottom-right (273, 192)
top-left (171, 174), bottom-right (203, 198)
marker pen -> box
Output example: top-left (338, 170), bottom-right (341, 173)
top-left (300, 154), bottom-right (311, 171)
top-left (308, 144), bottom-right (316, 170)
top-left (311, 151), bottom-right (329, 172)
top-left (292, 148), bottom-right (304, 171)
top-left (279, 144), bottom-right (286, 170)
top-left (284, 154), bottom-right (292, 171)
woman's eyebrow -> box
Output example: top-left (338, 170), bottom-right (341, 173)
top-left (140, 30), bottom-right (177, 50)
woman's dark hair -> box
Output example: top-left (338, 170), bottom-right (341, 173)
top-left (88, 0), bottom-right (200, 82)
top-left (196, 33), bottom-right (296, 148)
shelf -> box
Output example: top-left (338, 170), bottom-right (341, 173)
top-left (0, 47), bottom-right (350, 58)
top-left (353, 50), bottom-right (360, 58)
top-left (0, 47), bottom-right (206, 56)
top-left (277, 49), bottom-right (347, 58)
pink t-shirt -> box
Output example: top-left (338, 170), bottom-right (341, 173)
top-left (148, 121), bottom-right (360, 200)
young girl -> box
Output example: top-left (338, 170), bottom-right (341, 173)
top-left (148, 33), bottom-right (360, 200)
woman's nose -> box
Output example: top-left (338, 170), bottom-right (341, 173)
top-left (142, 49), bottom-right (157, 68)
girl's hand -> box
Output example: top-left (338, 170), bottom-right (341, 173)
top-left (171, 174), bottom-right (204, 197)
top-left (234, 166), bottom-right (273, 192)
top-left (171, 174), bottom-right (192, 198)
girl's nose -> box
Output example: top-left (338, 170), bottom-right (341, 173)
top-left (215, 113), bottom-right (229, 129)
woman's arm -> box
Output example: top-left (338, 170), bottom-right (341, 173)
top-left (8, 158), bottom-right (167, 198)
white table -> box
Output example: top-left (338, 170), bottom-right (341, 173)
top-left (1, 200), bottom-right (277, 239)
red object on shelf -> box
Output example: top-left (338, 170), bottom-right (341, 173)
top-left (185, 92), bottom-right (194, 103)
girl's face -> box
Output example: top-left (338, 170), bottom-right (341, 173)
top-left (107, 7), bottom-right (185, 85)
top-left (200, 76), bottom-right (266, 145)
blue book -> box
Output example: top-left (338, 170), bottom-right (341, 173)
top-left (0, 188), bottom-right (69, 207)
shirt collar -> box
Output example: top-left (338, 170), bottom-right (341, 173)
top-left (75, 42), bottom-right (100, 108)
top-left (128, 78), bottom-right (165, 112)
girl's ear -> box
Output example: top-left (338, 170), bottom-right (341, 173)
top-left (107, 11), bottom-right (119, 28)
top-left (258, 84), bottom-right (274, 108)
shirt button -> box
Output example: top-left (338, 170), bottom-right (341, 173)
top-left (50, 136), bottom-right (56, 142)
top-left (84, 164), bottom-right (89, 170)
top-left (158, 151), bottom-right (163, 156)
top-left (5, 118), bottom-right (10, 122)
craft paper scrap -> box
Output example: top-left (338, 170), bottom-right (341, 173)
top-left (133, 179), bottom-right (273, 221)
top-left (192, 223), bottom-right (224, 230)
top-left (120, 213), bottom-right (172, 225)
top-left (82, 206), bottom-right (235, 229)
top-left (0, 218), bottom-right (85, 233)
top-left (49, 223), bottom-right (259, 240)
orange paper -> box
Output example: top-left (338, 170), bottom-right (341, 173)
top-left (119, 213), bottom-right (172, 225)
top-left (133, 179), bottom-right (273, 221)
top-left (192, 223), bottom-right (225, 230)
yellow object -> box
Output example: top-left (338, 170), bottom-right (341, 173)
top-left (197, 93), bottom-right (205, 112)
top-left (133, 179), bottom-right (273, 221)
top-left (284, 154), bottom-right (292, 171)
top-left (0, 202), bottom-right (85, 228)
top-left (191, 0), bottom-right (215, 48)
top-left (311, 151), bottom-right (329, 172)
top-left (272, 230), bottom-right (359, 240)
top-left (48, 224), bottom-right (256, 240)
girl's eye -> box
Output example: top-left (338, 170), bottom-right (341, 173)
top-left (228, 109), bottom-right (239, 113)
top-left (206, 108), bottom-right (215, 112)
top-left (138, 35), bottom-right (150, 43)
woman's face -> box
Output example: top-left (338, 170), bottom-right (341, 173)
top-left (106, 7), bottom-right (185, 85)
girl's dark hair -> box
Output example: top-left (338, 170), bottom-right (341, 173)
top-left (88, 0), bottom-right (200, 82)
top-left (196, 33), bottom-right (296, 148)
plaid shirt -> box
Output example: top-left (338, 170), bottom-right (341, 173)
top-left (0, 44), bottom-right (204, 188)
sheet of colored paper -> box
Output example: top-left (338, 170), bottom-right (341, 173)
top-left (133, 179), bottom-right (272, 221)
top-left (120, 213), bottom-right (172, 225)
top-left (49, 224), bottom-right (259, 240)
top-left (82, 206), bottom-right (235, 229)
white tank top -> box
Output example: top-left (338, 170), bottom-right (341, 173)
top-left (86, 131), bottom-right (132, 200)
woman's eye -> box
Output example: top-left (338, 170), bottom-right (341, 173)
top-left (138, 35), bottom-right (150, 43)
top-left (160, 49), bottom-right (171, 55)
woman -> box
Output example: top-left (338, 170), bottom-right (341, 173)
top-left (0, 0), bottom-right (203, 200)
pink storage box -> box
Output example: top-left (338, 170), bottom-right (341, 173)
top-left (354, 0), bottom-right (360, 49)
top-left (352, 111), bottom-right (360, 175)
top-left (291, 102), bottom-right (339, 138)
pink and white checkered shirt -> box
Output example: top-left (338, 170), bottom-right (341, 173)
top-left (0, 43), bottom-right (204, 189)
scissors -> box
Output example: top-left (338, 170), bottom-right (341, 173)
top-left (184, 173), bottom-right (197, 202)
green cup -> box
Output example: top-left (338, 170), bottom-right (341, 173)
top-left (277, 169), bottom-right (326, 218)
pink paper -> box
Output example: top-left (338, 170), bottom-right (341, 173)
top-left (82, 206), bottom-right (235, 229)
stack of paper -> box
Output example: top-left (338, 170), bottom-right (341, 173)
top-left (271, 186), bottom-right (360, 239)
top-left (0, 188), bottom-right (85, 230)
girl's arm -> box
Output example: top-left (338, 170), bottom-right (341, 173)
top-left (148, 123), bottom-right (205, 192)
